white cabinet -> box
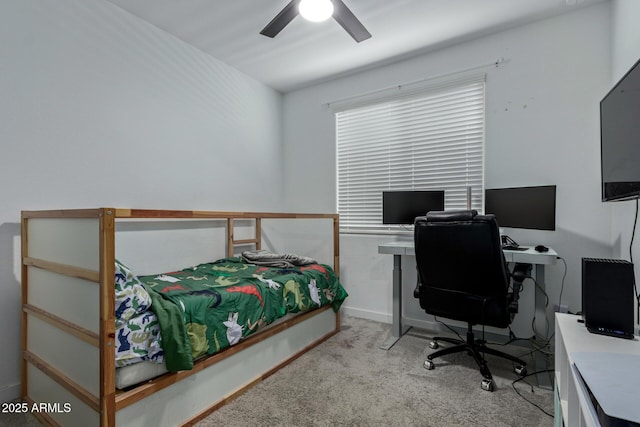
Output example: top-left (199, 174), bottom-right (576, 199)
top-left (554, 313), bottom-right (640, 426)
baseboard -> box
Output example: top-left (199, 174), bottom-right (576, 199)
top-left (341, 306), bottom-right (391, 324)
top-left (339, 309), bottom-right (514, 346)
top-left (403, 316), bottom-right (515, 345)
top-left (0, 382), bottom-right (20, 403)
top-left (402, 316), bottom-right (441, 332)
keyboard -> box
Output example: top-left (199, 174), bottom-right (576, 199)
top-left (502, 245), bottom-right (528, 251)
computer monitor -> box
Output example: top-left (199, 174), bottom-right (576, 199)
top-left (382, 190), bottom-right (445, 225)
top-left (484, 185), bottom-right (556, 231)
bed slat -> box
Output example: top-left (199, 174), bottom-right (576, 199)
top-left (23, 304), bottom-right (100, 347)
top-left (24, 351), bottom-right (100, 412)
top-left (23, 257), bottom-right (100, 283)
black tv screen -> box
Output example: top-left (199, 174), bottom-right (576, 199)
top-left (382, 191), bottom-right (445, 225)
top-left (485, 185), bottom-right (556, 231)
top-left (601, 57), bottom-right (640, 201)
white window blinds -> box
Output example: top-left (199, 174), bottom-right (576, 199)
top-left (336, 75), bottom-right (485, 233)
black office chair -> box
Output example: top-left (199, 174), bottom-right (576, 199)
top-left (413, 210), bottom-right (527, 391)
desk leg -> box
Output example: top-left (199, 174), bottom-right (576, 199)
top-left (380, 254), bottom-right (406, 350)
top-left (534, 264), bottom-right (551, 389)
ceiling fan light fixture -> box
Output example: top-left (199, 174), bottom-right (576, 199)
top-left (299, 0), bottom-right (334, 22)
top-left (261, 0), bottom-right (370, 42)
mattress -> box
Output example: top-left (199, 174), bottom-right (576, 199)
top-left (115, 312), bottom-right (298, 389)
top-left (116, 360), bottom-right (169, 390)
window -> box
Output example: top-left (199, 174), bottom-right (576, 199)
top-left (335, 74), bottom-right (485, 233)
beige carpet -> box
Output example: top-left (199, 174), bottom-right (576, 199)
top-left (1, 315), bottom-right (554, 427)
top-left (195, 315), bottom-right (553, 427)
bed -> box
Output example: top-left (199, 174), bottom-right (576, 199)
top-left (21, 208), bottom-right (344, 426)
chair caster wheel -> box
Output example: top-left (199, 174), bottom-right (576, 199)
top-left (424, 360), bottom-right (435, 370)
top-left (514, 365), bottom-right (527, 377)
top-left (481, 378), bottom-right (495, 392)
top-left (429, 341), bottom-right (439, 350)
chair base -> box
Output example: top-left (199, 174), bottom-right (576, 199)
top-left (423, 324), bottom-right (527, 391)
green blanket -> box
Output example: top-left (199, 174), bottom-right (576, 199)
top-left (139, 258), bottom-right (348, 372)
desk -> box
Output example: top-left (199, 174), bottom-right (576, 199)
top-left (378, 241), bottom-right (557, 384)
top-left (555, 313), bottom-right (640, 426)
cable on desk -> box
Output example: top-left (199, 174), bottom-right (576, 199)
top-left (488, 325), bottom-right (535, 346)
top-left (521, 274), bottom-right (550, 340)
top-left (499, 333), bottom-right (555, 366)
top-left (433, 316), bottom-right (464, 341)
top-left (511, 369), bottom-right (555, 418)
top-left (631, 199), bottom-right (640, 325)
top-left (485, 328), bottom-right (554, 359)
top-left (631, 198), bottom-right (638, 265)
top-left (531, 315), bottom-right (550, 343)
top-left (555, 256), bottom-right (567, 311)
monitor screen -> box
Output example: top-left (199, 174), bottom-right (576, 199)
top-left (382, 191), bottom-right (445, 225)
top-left (484, 185), bottom-right (556, 231)
top-left (601, 57), bottom-right (640, 201)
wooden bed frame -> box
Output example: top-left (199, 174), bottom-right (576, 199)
top-left (21, 208), bottom-right (341, 426)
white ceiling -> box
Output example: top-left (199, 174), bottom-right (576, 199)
top-left (105, 0), bottom-right (606, 93)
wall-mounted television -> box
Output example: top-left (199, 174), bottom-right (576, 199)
top-left (382, 190), bottom-right (445, 225)
top-left (601, 57), bottom-right (640, 202)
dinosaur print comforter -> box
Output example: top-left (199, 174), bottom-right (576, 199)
top-left (136, 257), bottom-right (348, 372)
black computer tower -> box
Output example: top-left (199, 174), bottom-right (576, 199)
top-left (582, 258), bottom-right (635, 339)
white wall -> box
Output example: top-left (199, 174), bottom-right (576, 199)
top-left (282, 4), bottom-right (614, 338)
top-left (0, 0), bottom-right (283, 402)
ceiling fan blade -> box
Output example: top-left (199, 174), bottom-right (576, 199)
top-left (260, 0), bottom-right (301, 38)
top-left (332, 0), bottom-right (371, 42)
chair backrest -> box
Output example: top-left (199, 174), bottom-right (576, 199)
top-left (414, 210), bottom-right (512, 327)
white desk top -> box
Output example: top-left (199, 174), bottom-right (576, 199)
top-left (572, 352), bottom-right (640, 423)
top-left (378, 240), bottom-right (558, 265)
top-left (557, 313), bottom-right (640, 424)
top-left (557, 313), bottom-right (639, 355)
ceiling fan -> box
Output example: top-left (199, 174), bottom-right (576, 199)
top-left (260, 0), bottom-right (372, 43)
